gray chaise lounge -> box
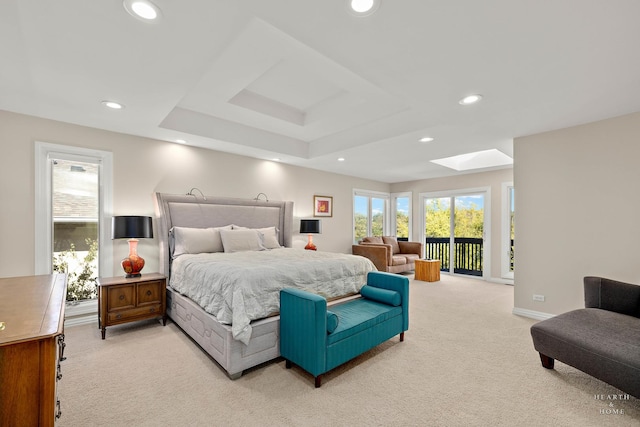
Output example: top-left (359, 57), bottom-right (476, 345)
top-left (530, 276), bottom-right (640, 398)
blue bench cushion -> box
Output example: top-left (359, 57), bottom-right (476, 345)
top-left (360, 285), bottom-right (401, 306)
top-left (326, 310), bottom-right (339, 333)
top-left (327, 299), bottom-right (402, 345)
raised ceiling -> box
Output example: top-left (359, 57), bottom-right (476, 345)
top-left (2, 0), bottom-right (640, 183)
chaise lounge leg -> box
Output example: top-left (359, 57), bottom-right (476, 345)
top-left (539, 353), bottom-right (554, 369)
top-left (315, 375), bottom-right (322, 388)
top-left (285, 360), bottom-right (292, 369)
top-left (400, 332), bottom-right (405, 342)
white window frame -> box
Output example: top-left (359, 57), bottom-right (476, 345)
top-left (501, 182), bottom-right (515, 281)
top-left (35, 142), bottom-right (113, 323)
top-left (353, 189), bottom-right (390, 242)
top-left (391, 192), bottom-right (412, 240)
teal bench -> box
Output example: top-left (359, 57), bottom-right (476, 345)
top-left (280, 271), bottom-right (409, 387)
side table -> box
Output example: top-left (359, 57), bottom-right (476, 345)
top-left (415, 259), bottom-right (441, 282)
top-left (98, 273), bottom-right (167, 339)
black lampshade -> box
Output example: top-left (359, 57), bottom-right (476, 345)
top-left (112, 216), bottom-right (154, 239)
top-left (300, 219), bottom-right (321, 234)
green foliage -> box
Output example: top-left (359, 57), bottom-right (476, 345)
top-left (425, 198), bottom-right (484, 238)
top-left (53, 238), bottom-right (98, 302)
top-left (396, 211), bottom-right (409, 238)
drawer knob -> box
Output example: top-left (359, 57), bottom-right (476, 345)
top-left (149, 308), bottom-right (155, 313)
top-left (116, 314), bottom-right (122, 319)
top-left (0, 321), bottom-right (5, 331)
top-left (146, 290), bottom-right (152, 296)
top-left (119, 294), bottom-right (125, 300)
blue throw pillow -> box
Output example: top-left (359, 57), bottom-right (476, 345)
top-left (360, 285), bottom-right (401, 306)
top-left (326, 310), bottom-right (339, 333)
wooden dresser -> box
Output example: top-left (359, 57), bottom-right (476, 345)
top-left (0, 274), bottom-right (67, 426)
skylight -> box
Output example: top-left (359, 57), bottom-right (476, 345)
top-left (431, 149), bottom-right (513, 171)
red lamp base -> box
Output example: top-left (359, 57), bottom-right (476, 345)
top-left (304, 234), bottom-right (317, 251)
top-left (121, 239), bottom-right (145, 278)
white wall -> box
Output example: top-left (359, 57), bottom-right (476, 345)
top-left (392, 168), bottom-right (513, 282)
top-left (514, 111), bottom-right (640, 316)
top-left (0, 110), bottom-right (388, 278)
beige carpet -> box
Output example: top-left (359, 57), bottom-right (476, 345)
top-left (58, 275), bottom-right (639, 426)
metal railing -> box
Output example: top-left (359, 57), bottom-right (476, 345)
top-left (425, 237), bottom-right (484, 276)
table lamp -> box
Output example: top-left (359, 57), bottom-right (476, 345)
top-left (300, 219), bottom-right (321, 251)
top-left (112, 216), bottom-right (154, 278)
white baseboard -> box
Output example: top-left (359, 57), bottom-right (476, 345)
top-left (512, 307), bottom-right (554, 321)
top-left (489, 277), bottom-right (514, 285)
top-left (65, 314), bottom-right (98, 327)
top-left (65, 299), bottom-right (98, 327)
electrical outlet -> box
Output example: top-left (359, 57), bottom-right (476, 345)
top-left (533, 294), bottom-right (545, 302)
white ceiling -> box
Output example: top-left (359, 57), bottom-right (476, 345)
top-left (2, 0), bottom-right (640, 183)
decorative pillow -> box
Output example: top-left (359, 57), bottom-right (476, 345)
top-left (171, 225), bottom-right (232, 258)
top-left (362, 236), bottom-right (383, 244)
top-left (382, 236), bottom-right (400, 254)
top-left (219, 229), bottom-right (266, 253)
top-left (326, 310), bottom-right (339, 334)
top-left (360, 285), bottom-right (401, 306)
top-left (256, 226), bottom-right (281, 249)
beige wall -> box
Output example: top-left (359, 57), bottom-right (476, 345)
top-left (392, 169), bottom-right (514, 282)
top-left (0, 110), bottom-right (388, 278)
top-left (514, 111), bottom-right (640, 316)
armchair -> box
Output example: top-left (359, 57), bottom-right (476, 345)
top-left (352, 236), bottom-right (422, 274)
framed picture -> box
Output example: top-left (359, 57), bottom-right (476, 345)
top-left (313, 195), bottom-right (333, 217)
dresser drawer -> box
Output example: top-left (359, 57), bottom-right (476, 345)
top-left (106, 285), bottom-right (135, 310)
top-left (107, 303), bottom-right (162, 322)
top-left (137, 280), bottom-right (163, 305)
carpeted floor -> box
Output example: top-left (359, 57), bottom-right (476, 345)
top-left (58, 274), bottom-right (639, 426)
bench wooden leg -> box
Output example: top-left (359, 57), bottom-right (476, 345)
top-left (400, 332), bottom-right (405, 342)
top-left (285, 360), bottom-right (292, 369)
top-left (315, 375), bottom-right (322, 388)
top-left (539, 353), bottom-right (554, 369)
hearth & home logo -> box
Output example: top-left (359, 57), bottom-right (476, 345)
top-left (595, 393), bottom-right (631, 415)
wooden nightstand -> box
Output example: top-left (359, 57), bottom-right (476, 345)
top-left (98, 273), bottom-right (166, 339)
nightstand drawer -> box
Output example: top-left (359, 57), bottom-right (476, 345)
top-left (137, 280), bottom-right (163, 305)
top-left (107, 285), bottom-right (135, 310)
top-left (107, 303), bottom-right (162, 322)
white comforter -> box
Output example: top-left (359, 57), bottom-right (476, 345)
top-left (169, 248), bottom-right (376, 344)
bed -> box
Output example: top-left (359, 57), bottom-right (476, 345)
top-left (153, 192), bottom-right (376, 379)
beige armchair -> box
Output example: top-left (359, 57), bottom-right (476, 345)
top-left (352, 236), bottom-right (423, 274)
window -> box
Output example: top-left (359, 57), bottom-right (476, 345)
top-left (353, 190), bottom-right (389, 243)
top-left (392, 192), bottom-right (411, 240)
top-left (501, 183), bottom-right (515, 280)
top-left (35, 142), bottom-right (113, 321)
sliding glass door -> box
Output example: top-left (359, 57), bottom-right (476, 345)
top-left (423, 190), bottom-right (487, 277)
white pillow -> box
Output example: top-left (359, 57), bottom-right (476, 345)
top-left (256, 226), bottom-right (281, 249)
top-left (171, 225), bottom-right (232, 258)
top-left (220, 229), bottom-right (266, 253)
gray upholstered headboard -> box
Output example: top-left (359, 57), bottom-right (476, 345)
top-left (153, 192), bottom-right (294, 277)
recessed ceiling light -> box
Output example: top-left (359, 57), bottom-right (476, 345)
top-left (101, 100), bottom-right (124, 110)
top-left (348, 0), bottom-right (380, 16)
top-left (337, 157), bottom-right (346, 162)
top-left (175, 139), bottom-right (187, 144)
top-left (419, 137), bottom-right (434, 143)
top-left (272, 158), bottom-right (281, 162)
top-left (123, 0), bottom-right (162, 21)
top-left (459, 94), bottom-right (483, 105)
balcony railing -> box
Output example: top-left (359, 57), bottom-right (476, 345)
top-left (425, 237), bottom-right (484, 277)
